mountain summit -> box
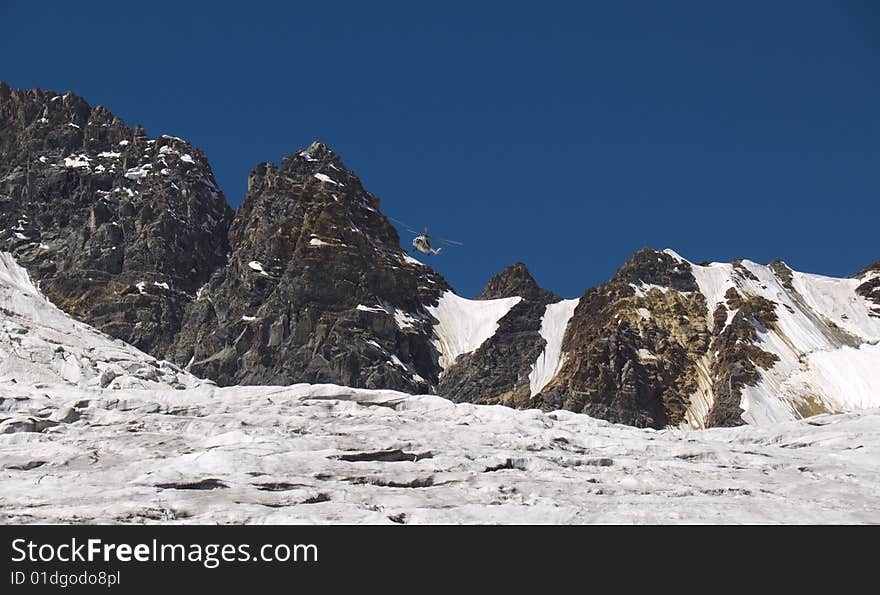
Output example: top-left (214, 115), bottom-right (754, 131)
top-left (477, 262), bottom-right (558, 302)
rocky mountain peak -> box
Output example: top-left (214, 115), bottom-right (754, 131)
top-left (303, 140), bottom-right (334, 158)
top-left (232, 142), bottom-right (411, 267)
top-left (280, 140), bottom-right (344, 175)
top-left (0, 83), bottom-right (233, 358)
top-left (612, 247), bottom-right (698, 293)
top-left (178, 140), bottom-right (450, 390)
top-left (477, 262), bottom-right (558, 302)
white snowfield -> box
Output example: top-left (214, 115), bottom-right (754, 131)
top-left (0, 253), bottom-right (196, 392)
top-left (4, 380), bottom-right (880, 524)
top-left (665, 250), bottom-right (880, 427)
top-left (3, 252), bottom-right (880, 524)
top-left (529, 298), bottom-right (580, 396)
top-left (426, 291), bottom-right (521, 370)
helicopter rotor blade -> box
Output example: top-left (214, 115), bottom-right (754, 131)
top-left (387, 215), bottom-right (421, 235)
top-left (387, 215), bottom-right (462, 247)
top-left (435, 237), bottom-right (464, 246)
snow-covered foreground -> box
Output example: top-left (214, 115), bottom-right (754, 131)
top-left (2, 381), bottom-right (880, 524)
top-left (1, 252), bottom-right (879, 524)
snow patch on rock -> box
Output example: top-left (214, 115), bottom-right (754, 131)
top-left (528, 298), bottom-right (579, 396)
top-left (427, 291), bottom-right (521, 370)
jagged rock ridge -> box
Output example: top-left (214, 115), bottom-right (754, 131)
top-left (536, 249), bottom-right (880, 428)
top-left (176, 141), bottom-right (450, 391)
top-left (2, 83), bottom-right (879, 429)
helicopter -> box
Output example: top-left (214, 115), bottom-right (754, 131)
top-left (411, 227), bottom-right (463, 255)
top-left (388, 217), bottom-right (462, 256)
top-left (412, 227), bottom-right (441, 255)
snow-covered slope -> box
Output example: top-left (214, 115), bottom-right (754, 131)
top-left (667, 250), bottom-right (880, 426)
top-left (0, 252), bottom-right (198, 392)
top-left (2, 251), bottom-right (880, 523)
top-left (529, 298), bottom-right (580, 396)
top-left (426, 291), bottom-right (521, 370)
top-left (4, 380), bottom-right (880, 524)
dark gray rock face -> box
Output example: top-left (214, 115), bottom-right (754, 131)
top-left (437, 263), bottom-right (560, 407)
top-left (476, 262), bottom-right (557, 302)
top-left (175, 142), bottom-right (450, 391)
top-left (0, 83), bottom-right (232, 358)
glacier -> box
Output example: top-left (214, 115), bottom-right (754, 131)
top-left (2, 252), bottom-right (880, 524)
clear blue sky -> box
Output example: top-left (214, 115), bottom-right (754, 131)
top-left (3, 1), bottom-right (878, 297)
